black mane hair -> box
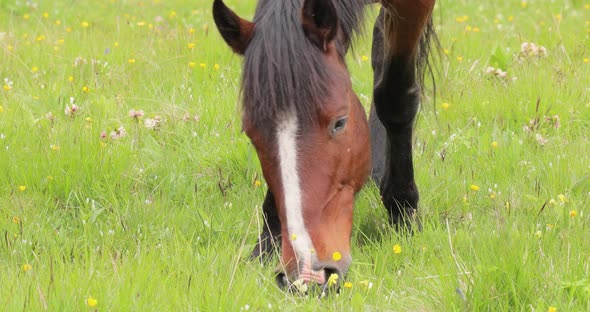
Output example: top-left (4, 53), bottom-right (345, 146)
top-left (240, 0), bottom-right (438, 137)
top-left (241, 0), bottom-right (368, 136)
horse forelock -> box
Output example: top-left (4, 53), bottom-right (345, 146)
top-left (240, 0), bottom-right (367, 139)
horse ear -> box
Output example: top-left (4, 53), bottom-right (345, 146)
top-left (301, 0), bottom-right (338, 52)
top-left (212, 0), bottom-right (254, 55)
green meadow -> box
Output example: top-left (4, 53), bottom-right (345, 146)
top-left (1, 0), bottom-right (589, 310)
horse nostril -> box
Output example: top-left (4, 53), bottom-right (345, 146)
top-left (275, 272), bottom-right (289, 290)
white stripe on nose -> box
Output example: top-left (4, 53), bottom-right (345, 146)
top-left (276, 111), bottom-right (315, 263)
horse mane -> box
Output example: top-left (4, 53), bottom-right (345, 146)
top-left (240, 0), bottom-right (439, 136)
top-left (241, 0), bottom-right (368, 136)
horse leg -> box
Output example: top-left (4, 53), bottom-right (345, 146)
top-left (250, 190), bottom-right (282, 263)
top-left (371, 0), bottom-right (435, 231)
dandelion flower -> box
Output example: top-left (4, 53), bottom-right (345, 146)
top-left (254, 180), bottom-right (261, 187)
top-left (128, 58), bottom-right (136, 64)
top-left (187, 43), bottom-right (196, 49)
top-left (547, 307), bottom-right (556, 312)
top-left (18, 186), bottom-right (26, 192)
top-left (569, 210), bottom-right (577, 218)
top-left (22, 264), bottom-right (32, 272)
top-left (82, 86), bottom-right (89, 93)
top-left (441, 102), bottom-right (450, 110)
top-left (86, 297), bottom-right (98, 307)
top-left (393, 244), bottom-right (402, 254)
top-left (361, 55), bottom-right (369, 61)
top-left (343, 281), bottom-right (353, 288)
top-left (470, 185), bottom-right (480, 191)
top-left (214, 64), bottom-right (220, 70)
top-left (81, 21), bottom-right (90, 28)
top-left (332, 251), bottom-right (342, 261)
top-left (327, 273), bottom-right (339, 287)
top-left (200, 63), bottom-right (206, 69)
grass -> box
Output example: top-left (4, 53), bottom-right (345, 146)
top-left (1, 0), bottom-right (589, 310)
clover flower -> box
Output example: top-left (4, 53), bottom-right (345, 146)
top-left (129, 109), bottom-right (145, 119)
top-left (144, 116), bottom-right (162, 130)
top-left (110, 126), bottom-right (127, 139)
top-left (519, 42), bottom-right (547, 59)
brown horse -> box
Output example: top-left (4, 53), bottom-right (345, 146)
top-left (213, 0), bottom-right (436, 291)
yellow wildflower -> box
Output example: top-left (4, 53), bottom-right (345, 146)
top-left (68, 76), bottom-right (74, 83)
top-left (36, 35), bottom-right (46, 42)
top-left (43, 12), bottom-right (49, 19)
top-left (361, 55), bottom-right (369, 61)
top-left (332, 251), bottom-right (342, 261)
top-left (214, 64), bottom-right (220, 70)
top-left (188, 62), bottom-right (196, 68)
top-left (13, 216), bottom-right (20, 224)
top-left (492, 141), bottom-right (499, 148)
top-left (547, 307), bottom-right (556, 312)
top-left (23, 13), bottom-right (30, 20)
top-left (457, 56), bottom-right (464, 62)
top-left (81, 21), bottom-right (90, 28)
top-left (0, 106), bottom-right (3, 112)
top-left (254, 180), bottom-right (261, 187)
top-left (200, 63), bottom-right (206, 69)
top-left (557, 194), bottom-right (566, 203)
top-left (569, 210), bottom-right (577, 218)
top-left (187, 43), bottom-right (196, 49)
top-left (393, 244), bottom-right (402, 254)
top-left (22, 264), bottom-right (32, 272)
top-left (534, 230), bottom-right (542, 238)
top-left (18, 186), bottom-right (26, 192)
top-left (31, 67), bottom-right (38, 73)
top-left (86, 297), bottom-right (98, 307)
top-left (291, 234), bottom-right (297, 241)
top-left (521, 1), bottom-right (528, 8)
top-left (343, 281), bottom-right (353, 288)
top-left (470, 185), bottom-right (480, 191)
top-left (128, 58), bottom-right (136, 64)
top-left (327, 273), bottom-right (339, 287)
top-left (82, 86), bottom-right (89, 93)
top-left (584, 58), bottom-right (589, 64)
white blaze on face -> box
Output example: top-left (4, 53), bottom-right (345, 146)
top-left (276, 111), bottom-right (315, 263)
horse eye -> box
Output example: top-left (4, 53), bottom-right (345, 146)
top-left (331, 117), bottom-right (348, 136)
